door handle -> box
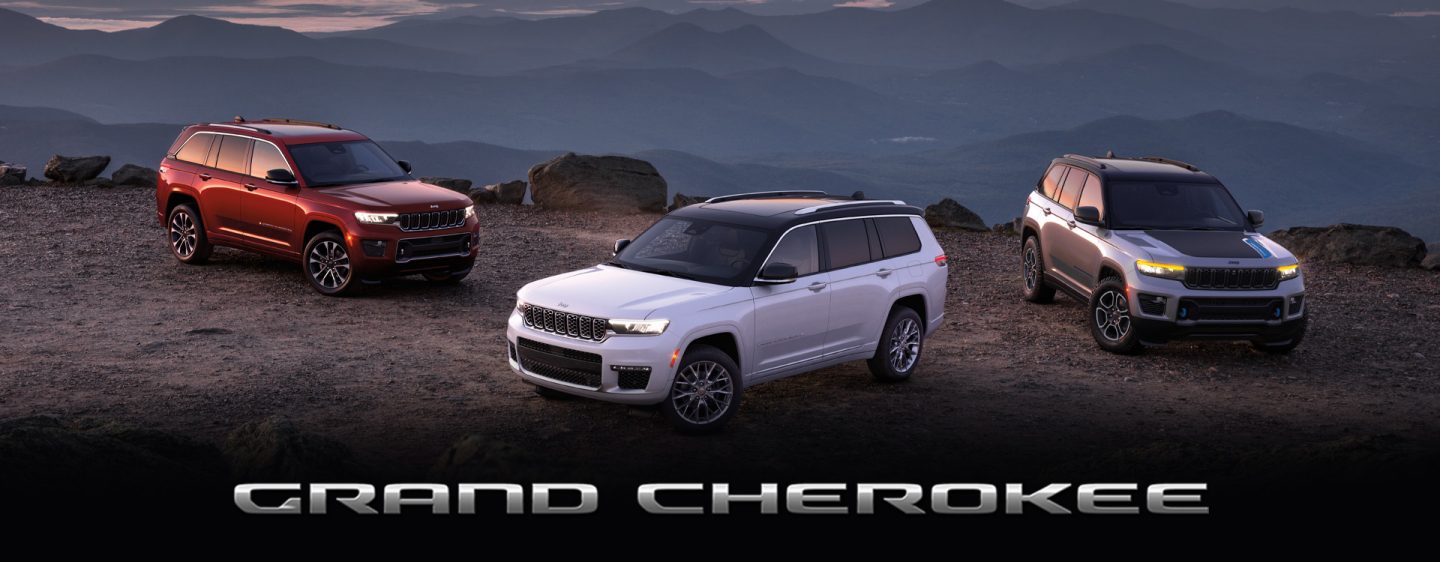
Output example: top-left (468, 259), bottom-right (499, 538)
top-left (807, 282), bottom-right (828, 292)
top-left (1068, 220), bottom-right (1077, 229)
top-left (197, 173), bottom-right (212, 181)
top-left (1042, 207), bottom-right (1052, 216)
top-left (244, 183), bottom-right (258, 191)
top-left (876, 268), bottom-right (893, 278)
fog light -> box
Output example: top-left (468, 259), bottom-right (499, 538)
top-left (361, 240), bottom-right (386, 257)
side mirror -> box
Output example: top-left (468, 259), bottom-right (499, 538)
top-left (756, 262), bottom-right (798, 285)
top-left (265, 168), bottom-right (297, 185)
top-left (1074, 206), bottom-right (1102, 226)
top-left (1247, 209), bottom-right (1264, 227)
top-left (397, 160), bottom-right (413, 173)
top-left (613, 239), bottom-right (631, 256)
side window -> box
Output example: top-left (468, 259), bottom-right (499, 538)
top-left (1041, 165), bottom-right (1067, 200)
top-left (1077, 173), bottom-right (1105, 221)
top-left (863, 219), bottom-right (884, 260)
top-left (174, 133), bottom-right (215, 165)
top-left (215, 136), bottom-right (253, 175)
top-left (820, 219), bottom-right (872, 271)
top-left (1057, 168), bottom-right (1088, 210)
top-left (765, 225), bottom-right (818, 277)
top-left (874, 216), bottom-right (922, 258)
top-left (249, 142), bottom-right (290, 178)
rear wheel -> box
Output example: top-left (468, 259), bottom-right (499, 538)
top-left (662, 345), bottom-right (743, 434)
top-left (1090, 277), bottom-right (1142, 354)
top-left (1022, 235), bottom-right (1055, 303)
top-left (867, 306), bottom-right (925, 381)
top-left (303, 231), bottom-right (358, 296)
top-left (167, 203), bottom-right (212, 264)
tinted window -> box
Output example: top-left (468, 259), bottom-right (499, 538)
top-left (1077, 174), bottom-right (1105, 222)
top-left (249, 142), bottom-right (290, 178)
top-left (615, 217), bottom-right (770, 286)
top-left (1057, 168), bottom-right (1087, 210)
top-left (765, 225), bottom-right (819, 277)
top-left (174, 133), bottom-right (214, 164)
top-left (821, 219), bottom-right (872, 270)
top-left (1042, 165), bottom-right (1067, 200)
top-left (288, 140), bottom-right (408, 187)
top-left (215, 136), bottom-right (252, 175)
top-left (864, 219), bottom-right (884, 260)
top-left (874, 216), bottom-right (922, 258)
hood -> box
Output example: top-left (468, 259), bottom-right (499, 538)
top-left (306, 180), bottom-right (471, 210)
top-left (517, 265), bottom-right (738, 319)
top-left (1119, 230), bottom-right (1294, 262)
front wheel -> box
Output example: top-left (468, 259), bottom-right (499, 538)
top-left (1089, 277), bottom-right (1141, 354)
top-left (662, 345), bottom-right (743, 434)
top-left (303, 231), bottom-right (358, 296)
top-left (867, 306), bottom-right (925, 381)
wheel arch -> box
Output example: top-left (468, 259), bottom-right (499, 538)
top-left (683, 331), bottom-right (742, 376)
top-left (303, 217), bottom-right (345, 244)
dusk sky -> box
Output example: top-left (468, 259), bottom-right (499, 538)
top-left (3, 0), bottom-right (1436, 32)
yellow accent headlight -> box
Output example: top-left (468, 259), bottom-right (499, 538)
top-left (1136, 260), bottom-right (1186, 280)
top-left (1277, 263), bottom-right (1300, 280)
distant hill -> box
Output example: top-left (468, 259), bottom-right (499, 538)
top-left (595, 23), bottom-right (897, 81)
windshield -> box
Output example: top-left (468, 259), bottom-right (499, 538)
top-left (288, 140), bottom-right (408, 187)
top-left (612, 217), bottom-right (771, 286)
top-left (1107, 181), bottom-right (1249, 231)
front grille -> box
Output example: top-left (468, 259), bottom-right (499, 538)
top-left (521, 304), bottom-right (609, 342)
top-left (517, 338), bottom-right (602, 389)
top-left (399, 209), bottom-right (466, 231)
top-left (1179, 298), bottom-right (1283, 322)
top-left (618, 370), bottom-right (651, 390)
top-left (1184, 267), bottom-right (1278, 290)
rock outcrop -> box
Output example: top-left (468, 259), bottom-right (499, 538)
top-left (992, 218), bottom-right (1020, 235)
top-left (44, 155), bottom-right (110, 184)
top-left (488, 180), bottom-right (527, 205)
top-left (669, 192), bottom-right (706, 211)
top-left (1424, 243), bottom-right (1439, 271)
top-left (223, 416), bottom-right (363, 481)
top-left (420, 177), bottom-right (473, 194)
top-left (1267, 224), bottom-right (1427, 268)
top-left (924, 198), bottom-right (987, 232)
top-left (111, 164), bottom-right (159, 187)
top-left (0, 162), bottom-right (26, 186)
top-left (469, 188), bottom-right (497, 204)
top-left (528, 153), bottom-right (667, 213)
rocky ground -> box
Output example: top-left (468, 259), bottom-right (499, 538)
top-left (2, 185), bottom-right (1439, 513)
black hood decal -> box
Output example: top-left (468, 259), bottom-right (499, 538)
top-left (1145, 230), bottom-right (1262, 259)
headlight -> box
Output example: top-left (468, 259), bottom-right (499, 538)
top-left (1277, 263), bottom-right (1300, 281)
top-left (514, 300), bottom-right (527, 314)
top-left (608, 319), bottom-right (669, 336)
top-left (354, 211), bottom-right (398, 225)
top-left (1136, 260), bottom-right (1185, 280)
top-left (463, 205), bottom-right (475, 220)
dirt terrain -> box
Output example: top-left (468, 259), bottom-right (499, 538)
top-left (2, 185), bottom-right (1439, 497)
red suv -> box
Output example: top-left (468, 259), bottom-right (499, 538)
top-left (155, 118), bottom-right (478, 295)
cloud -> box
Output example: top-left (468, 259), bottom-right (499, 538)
top-left (834, 0), bottom-right (893, 7)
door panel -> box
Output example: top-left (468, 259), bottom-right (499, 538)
top-left (205, 135), bottom-right (256, 240)
top-left (1042, 167), bottom-right (1089, 290)
top-left (749, 273), bottom-right (831, 377)
top-left (821, 219), bottom-right (893, 355)
top-left (240, 141), bottom-right (301, 251)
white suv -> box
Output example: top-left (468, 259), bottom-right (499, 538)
top-left (506, 191), bottom-right (949, 432)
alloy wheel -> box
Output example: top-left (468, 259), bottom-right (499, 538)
top-left (888, 317), bottom-right (922, 372)
top-left (170, 211), bottom-right (197, 258)
top-left (308, 240), bottom-right (351, 289)
top-left (1023, 245), bottom-right (1039, 290)
top-left (670, 360), bottom-right (734, 425)
top-left (1094, 289), bottom-right (1132, 342)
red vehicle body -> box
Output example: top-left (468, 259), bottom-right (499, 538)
top-left (155, 118), bottom-right (478, 295)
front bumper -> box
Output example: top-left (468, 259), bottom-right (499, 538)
top-left (347, 224), bottom-right (479, 279)
top-left (505, 310), bottom-right (679, 405)
top-left (1125, 277), bottom-right (1306, 343)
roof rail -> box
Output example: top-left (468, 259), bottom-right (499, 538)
top-left (210, 123), bottom-right (272, 135)
top-left (705, 190), bottom-right (828, 204)
top-left (1062, 153), bottom-right (1106, 169)
top-left (794, 200), bottom-right (906, 215)
top-left (1136, 156), bottom-right (1201, 172)
top-left (253, 117), bottom-right (344, 130)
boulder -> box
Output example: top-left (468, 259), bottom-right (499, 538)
top-left (485, 180), bottom-right (527, 205)
top-left (468, 187), bottom-right (498, 205)
top-left (924, 198), bottom-right (987, 232)
top-left (992, 217), bottom-right (1021, 235)
top-left (1423, 243), bottom-right (1439, 271)
top-left (1267, 224), bottom-right (1426, 268)
top-left (420, 177), bottom-right (472, 194)
top-left (223, 416), bottom-right (362, 481)
top-left (43, 154), bottom-right (110, 184)
top-left (83, 177), bottom-right (114, 188)
top-left (431, 434), bottom-right (526, 482)
top-left (528, 153), bottom-right (667, 213)
top-left (669, 193), bottom-right (706, 211)
top-left (111, 164), bottom-right (159, 187)
top-left (0, 163), bottom-right (26, 186)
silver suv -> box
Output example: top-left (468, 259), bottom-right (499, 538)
top-left (1020, 155), bottom-right (1306, 354)
top-left (506, 191), bottom-right (949, 432)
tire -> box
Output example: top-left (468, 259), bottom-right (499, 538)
top-left (662, 345), bottom-right (743, 434)
top-left (533, 385), bottom-right (573, 400)
top-left (1021, 235), bottom-right (1055, 303)
top-left (303, 231), bottom-right (359, 296)
top-left (1089, 276), bottom-right (1142, 354)
top-left (166, 203), bottom-right (212, 264)
top-left (1253, 316), bottom-right (1307, 354)
top-left (423, 266), bottom-right (472, 284)
top-left (867, 306), bottom-right (925, 382)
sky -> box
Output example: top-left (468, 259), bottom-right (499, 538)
top-left (4, 0), bottom-right (1437, 32)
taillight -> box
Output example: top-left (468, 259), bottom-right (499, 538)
top-left (935, 255), bottom-right (948, 267)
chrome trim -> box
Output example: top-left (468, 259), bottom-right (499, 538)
top-left (176, 131), bottom-right (296, 179)
top-left (704, 190), bottom-right (827, 203)
top-left (398, 209), bottom-right (466, 232)
top-left (794, 200), bottom-right (906, 215)
top-left (755, 214), bottom-right (922, 280)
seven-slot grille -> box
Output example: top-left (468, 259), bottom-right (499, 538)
top-left (516, 338), bottom-right (602, 389)
top-left (1183, 267), bottom-right (1279, 290)
top-left (521, 304), bottom-right (609, 341)
top-left (399, 209), bottom-right (465, 232)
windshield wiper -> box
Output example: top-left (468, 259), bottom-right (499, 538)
top-left (645, 269), bottom-right (699, 281)
top-left (604, 260), bottom-right (629, 269)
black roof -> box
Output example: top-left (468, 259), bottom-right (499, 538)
top-left (1055, 154), bottom-right (1221, 184)
top-left (668, 195), bottom-right (923, 231)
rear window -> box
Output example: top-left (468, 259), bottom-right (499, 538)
top-left (215, 136), bottom-right (252, 175)
top-left (821, 220), bottom-right (872, 270)
top-left (174, 133), bottom-right (214, 164)
top-left (874, 217), bottom-right (921, 258)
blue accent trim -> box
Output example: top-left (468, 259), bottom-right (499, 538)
top-left (1243, 238), bottom-right (1273, 258)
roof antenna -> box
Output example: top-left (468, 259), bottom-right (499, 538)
top-left (852, 191), bottom-right (865, 200)
top-left (1105, 150), bottom-right (1115, 158)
